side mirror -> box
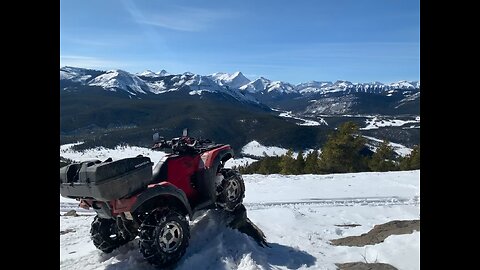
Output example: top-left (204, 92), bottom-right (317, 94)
top-left (182, 128), bottom-right (188, 137)
top-left (153, 133), bottom-right (163, 143)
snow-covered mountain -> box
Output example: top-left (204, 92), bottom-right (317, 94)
top-left (239, 77), bottom-right (296, 94)
top-left (60, 66), bottom-right (419, 119)
top-left (184, 74), bottom-right (258, 103)
top-left (137, 69), bottom-right (170, 77)
top-left (60, 66), bottom-right (419, 98)
top-left (208, 71), bottom-right (251, 89)
top-left (60, 66), bottom-right (99, 83)
top-left (89, 69), bottom-right (151, 95)
top-left (295, 80), bottom-right (419, 95)
top-left (60, 67), bottom-right (258, 104)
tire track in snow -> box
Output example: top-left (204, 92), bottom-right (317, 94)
top-left (244, 196), bottom-right (419, 210)
top-left (61, 196), bottom-right (419, 213)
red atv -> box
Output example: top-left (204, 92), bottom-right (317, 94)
top-left (60, 130), bottom-right (245, 267)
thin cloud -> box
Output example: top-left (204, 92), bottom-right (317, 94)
top-left (63, 38), bottom-right (111, 47)
top-left (122, 0), bottom-right (233, 32)
top-left (60, 55), bottom-right (121, 69)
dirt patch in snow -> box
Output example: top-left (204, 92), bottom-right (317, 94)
top-left (331, 220), bottom-right (419, 247)
top-left (336, 262), bottom-right (398, 270)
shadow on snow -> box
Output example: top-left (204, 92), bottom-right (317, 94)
top-left (101, 209), bottom-right (316, 270)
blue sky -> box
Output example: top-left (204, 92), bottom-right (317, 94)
top-left (60, 0), bottom-right (419, 84)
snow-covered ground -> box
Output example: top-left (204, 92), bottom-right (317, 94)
top-left (60, 169), bottom-right (419, 270)
top-left (363, 135), bottom-right (413, 157)
top-left (360, 116), bottom-right (420, 130)
top-left (276, 110), bottom-right (328, 126)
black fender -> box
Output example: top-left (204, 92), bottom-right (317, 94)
top-left (131, 184), bottom-right (193, 218)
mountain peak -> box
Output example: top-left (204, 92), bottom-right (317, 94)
top-left (158, 69), bottom-right (169, 76)
top-left (208, 71), bottom-right (250, 89)
top-left (138, 70), bottom-right (157, 77)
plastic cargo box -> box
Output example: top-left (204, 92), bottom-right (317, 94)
top-left (60, 156), bottom-right (153, 201)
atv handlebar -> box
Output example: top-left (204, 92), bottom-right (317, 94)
top-left (152, 136), bottom-right (214, 153)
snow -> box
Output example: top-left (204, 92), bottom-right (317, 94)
top-left (361, 116), bottom-right (420, 130)
top-left (137, 70), bottom-right (157, 77)
top-left (60, 67), bottom-right (93, 83)
top-left (209, 71), bottom-right (251, 89)
top-left (137, 69), bottom-right (170, 77)
top-left (183, 75), bottom-right (258, 104)
top-left (61, 67), bottom-right (419, 99)
top-left (89, 70), bottom-right (151, 94)
top-left (238, 77), bottom-right (295, 94)
top-left (388, 80), bottom-right (418, 89)
top-left (60, 170), bottom-right (420, 270)
top-left (362, 136), bottom-right (413, 157)
top-left (239, 77), bottom-right (271, 93)
top-left (241, 140), bottom-right (314, 158)
top-left (241, 140), bottom-right (290, 157)
top-left (60, 142), bottom-right (167, 165)
top-left (224, 157), bottom-right (258, 168)
top-left (278, 111), bottom-right (328, 126)
top-left (266, 81), bottom-right (296, 93)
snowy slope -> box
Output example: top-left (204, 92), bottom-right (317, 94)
top-left (241, 140), bottom-right (291, 157)
top-left (60, 170), bottom-right (420, 270)
top-left (239, 77), bottom-right (296, 94)
top-left (362, 135), bottom-right (414, 157)
top-left (60, 66), bottom-right (94, 83)
top-left (208, 71), bottom-right (251, 89)
top-left (239, 77), bottom-right (271, 93)
top-left (89, 69), bottom-right (151, 95)
top-left (184, 74), bottom-right (258, 103)
top-left (137, 69), bottom-right (170, 78)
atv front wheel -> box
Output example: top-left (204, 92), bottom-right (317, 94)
top-left (90, 216), bottom-right (130, 253)
top-left (139, 208), bottom-right (190, 267)
top-left (217, 169), bottom-right (245, 211)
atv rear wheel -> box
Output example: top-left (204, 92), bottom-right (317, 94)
top-left (139, 208), bottom-right (190, 267)
top-left (217, 169), bottom-right (245, 211)
top-left (90, 216), bottom-right (130, 253)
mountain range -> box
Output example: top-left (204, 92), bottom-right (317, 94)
top-left (60, 66), bottom-right (420, 152)
top-left (61, 66), bottom-right (419, 98)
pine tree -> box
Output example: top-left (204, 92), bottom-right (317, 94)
top-left (279, 149), bottom-right (295, 174)
top-left (400, 145), bottom-right (420, 170)
top-left (295, 150), bottom-right (306, 174)
top-left (318, 121), bottom-right (368, 173)
top-left (368, 140), bottom-right (397, 171)
top-left (257, 156), bottom-right (282, 174)
top-left (304, 150), bottom-right (320, 174)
